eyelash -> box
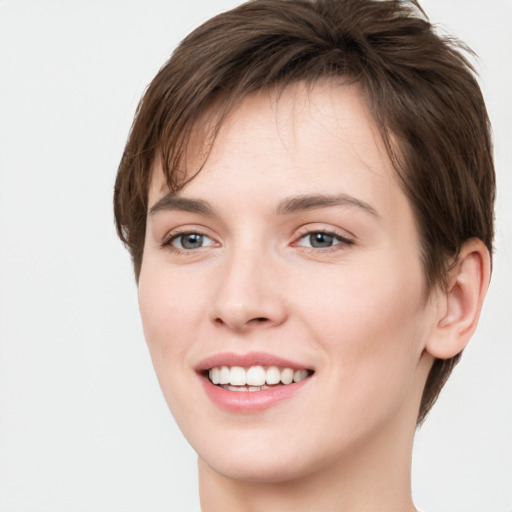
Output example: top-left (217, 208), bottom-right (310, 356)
top-left (160, 229), bottom-right (215, 253)
top-left (293, 228), bottom-right (354, 251)
top-left (160, 228), bottom-right (354, 254)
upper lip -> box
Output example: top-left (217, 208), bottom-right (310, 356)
top-left (195, 352), bottom-right (313, 372)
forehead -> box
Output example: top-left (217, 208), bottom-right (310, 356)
top-left (148, 82), bottom-right (402, 218)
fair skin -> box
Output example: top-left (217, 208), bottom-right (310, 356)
top-left (138, 83), bottom-right (490, 512)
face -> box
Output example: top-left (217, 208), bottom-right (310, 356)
top-left (139, 83), bottom-right (436, 484)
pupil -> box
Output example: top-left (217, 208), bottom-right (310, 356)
top-left (182, 234), bottom-right (203, 249)
top-left (310, 233), bottom-right (333, 248)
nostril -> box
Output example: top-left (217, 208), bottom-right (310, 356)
top-left (212, 314), bottom-right (272, 330)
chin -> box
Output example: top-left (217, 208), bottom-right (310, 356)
top-left (189, 418), bottom-right (349, 486)
top-left (199, 446), bottom-right (321, 484)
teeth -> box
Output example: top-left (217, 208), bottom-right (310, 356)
top-left (247, 366), bottom-right (266, 386)
top-left (210, 367), bottom-right (220, 385)
top-left (280, 368), bottom-right (294, 385)
top-left (293, 369), bottom-right (309, 383)
top-left (208, 365), bottom-right (311, 388)
top-left (266, 366), bottom-right (281, 385)
top-left (230, 366), bottom-right (247, 385)
top-left (219, 366), bottom-right (230, 385)
top-left (222, 385), bottom-right (271, 392)
top-left (227, 385), bottom-right (247, 392)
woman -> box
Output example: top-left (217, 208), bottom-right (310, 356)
top-left (114, 0), bottom-right (494, 510)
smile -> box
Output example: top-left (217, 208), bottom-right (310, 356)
top-left (208, 365), bottom-right (311, 391)
top-left (197, 352), bottom-right (314, 412)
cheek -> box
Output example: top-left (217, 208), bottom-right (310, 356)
top-left (296, 255), bottom-right (429, 394)
top-left (137, 266), bottom-right (204, 422)
top-left (138, 264), bottom-right (228, 450)
top-left (138, 263), bottom-right (201, 365)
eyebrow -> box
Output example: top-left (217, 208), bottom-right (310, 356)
top-left (148, 194), bottom-right (214, 216)
top-left (148, 192), bottom-right (379, 218)
top-left (276, 194), bottom-right (380, 217)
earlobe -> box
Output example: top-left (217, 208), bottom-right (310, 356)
top-left (426, 238), bottom-right (491, 360)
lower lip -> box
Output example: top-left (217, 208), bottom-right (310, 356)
top-left (200, 376), bottom-right (311, 413)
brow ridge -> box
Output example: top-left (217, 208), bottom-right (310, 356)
top-left (149, 192), bottom-right (379, 218)
top-left (148, 194), bottom-right (214, 216)
top-left (276, 194), bottom-right (379, 217)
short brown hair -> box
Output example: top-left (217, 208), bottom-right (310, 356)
top-left (114, 0), bottom-right (495, 424)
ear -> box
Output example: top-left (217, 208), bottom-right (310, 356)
top-left (426, 238), bottom-right (491, 359)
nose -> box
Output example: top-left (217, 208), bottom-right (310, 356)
top-left (210, 245), bottom-right (287, 332)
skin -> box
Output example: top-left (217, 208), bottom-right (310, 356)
top-left (138, 82), bottom-right (489, 511)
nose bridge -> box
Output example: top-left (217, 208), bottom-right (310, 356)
top-left (211, 235), bottom-right (285, 331)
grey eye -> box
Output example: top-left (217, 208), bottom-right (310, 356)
top-left (172, 233), bottom-right (214, 250)
top-left (296, 231), bottom-right (352, 250)
top-left (308, 232), bottom-right (335, 248)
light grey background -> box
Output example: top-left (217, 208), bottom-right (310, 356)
top-left (0, 1), bottom-right (510, 511)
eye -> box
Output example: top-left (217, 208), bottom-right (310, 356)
top-left (167, 232), bottom-right (216, 250)
top-left (295, 231), bottom-right (352, 249)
